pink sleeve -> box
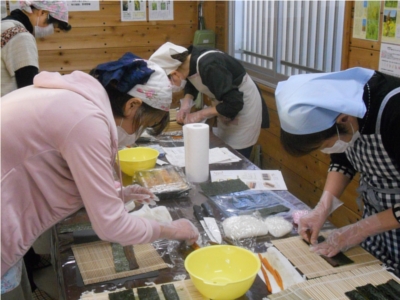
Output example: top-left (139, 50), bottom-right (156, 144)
top-left (61, 116), bottom-right (161, 245)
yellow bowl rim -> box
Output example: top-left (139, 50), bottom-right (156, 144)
top-left (184, 245), bottom-right (261, 285)
top-left (118, 147), bottom-right (159, 162)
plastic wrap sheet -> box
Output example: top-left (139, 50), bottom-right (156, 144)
top-left (209, 190), bottom-right (295, 218)
top-left (134, 166), bottom-right (192, 200)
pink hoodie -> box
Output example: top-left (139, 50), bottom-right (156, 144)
top-left (1, 71), bottom-right (161, 276)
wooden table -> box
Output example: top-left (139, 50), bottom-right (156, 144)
top-left (51, 132), bottom-right (329, 300)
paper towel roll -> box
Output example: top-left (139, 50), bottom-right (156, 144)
top-left (183, 123), bottom-right (209, 182)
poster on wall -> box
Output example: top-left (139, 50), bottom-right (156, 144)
top-left (149, 0), bottom-right (173, 21)
top-left (121, 0), bottom-right (146, 21)
top-left (379, 43), bottom-right (400, 77)
top-left (352, 0), bottom-right (381, 41)
top-left (67, 0), bottom-right (99, 11)
top-left (381, 1), bottom-right (400, 45)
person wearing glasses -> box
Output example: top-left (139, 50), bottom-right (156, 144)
top-left (1, 54), bottom-right (199, 300)
top-left (1, 0), bottom-right (71, 97)
top-left (275, 67), bottom-right (400, 276)
top-left (149, 42), bottom-right (270, 159)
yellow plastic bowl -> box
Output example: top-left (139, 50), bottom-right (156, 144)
top-left (185, 245), bottom-right (261, 300)
top-left (117, 147), bottom-right (159, 176)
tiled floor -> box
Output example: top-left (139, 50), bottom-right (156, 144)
top-left (32, 230), bottom-right (59, 300)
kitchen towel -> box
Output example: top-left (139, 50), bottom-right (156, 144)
top-left (183, 123), bottom-right (209, 182)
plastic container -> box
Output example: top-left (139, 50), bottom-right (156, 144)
top-left (185, 245), bottom-right (260, 300)
top-left (134, 165), bottom-right (191, 199)
top-left (118, 147), bottom-right (158, 176)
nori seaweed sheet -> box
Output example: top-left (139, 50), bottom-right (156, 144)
top-left (238, 204), bottom-right (290, 217)
top-left (161, 284), bottom-right (180, 300)
top-left (111, 243), bottom-right (130, 273)
top-left (302, 236), bottom-right (354, 267)
top-left (200, 179), bottom-right (249, 196)
top-left (137, 287), bottom-right (160, 300)
top-left (108, 289), bottom-right (135, 300)
top-left (386, 279), bottom-right (400, 294)
top-left (344, 290), bottom-right (367, 300)
top-left (376, 283), bottom-right (399, 300)
top-left (356, 283), bottom-right (391, 300)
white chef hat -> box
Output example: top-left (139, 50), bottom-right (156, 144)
top-left (127, 60), bottom-right (172, 111)
top-left (149, 42), bottom-right (188, 75)
top-left (275, 67), bottom-right (374, 134)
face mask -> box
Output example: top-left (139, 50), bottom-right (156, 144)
top-left (170, 77), bottom-right (187, 93)
top-left (321, 124), bottom-right (360, 154)
top-left (117, 118), bottom-right (137, 148)
top-left (34, 16), bottom-right (54, 38)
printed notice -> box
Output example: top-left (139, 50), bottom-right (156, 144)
top-left (121, 0), bottom-right (146, 21)
top-left (379, 43), bottom-right (400, 77)
top-left (67, 0), bottom-right (99, 11)
top-left (353, 0), bottom-right (381, 41)
top-left (149, 0), bottom-right (173, 21)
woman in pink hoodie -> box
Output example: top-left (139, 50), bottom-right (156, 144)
top-left (1, 53), bottom-right (199, 299)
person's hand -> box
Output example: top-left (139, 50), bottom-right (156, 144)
top-left (184, 110), bottom-right (208, 124)
top-left (298, 191), bottom-right (343, 245)
top-left (159, 219), bottom-right (199, 245)
top-left (119, 184), bottom-right (159, 205)
top-left (309, 214), bottom-right (381, 257)
top-left (176, 98), bottom-right (194, 124)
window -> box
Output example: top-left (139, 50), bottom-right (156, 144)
top-left (229, 0), bottom-right (345, 88)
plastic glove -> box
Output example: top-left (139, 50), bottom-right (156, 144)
top-left (119, 184), bottom-right (159, 205)
top-left (184, 110), bottom-right (208, 124)
top-left (159, 219), bottom-right (199, 245)
top-left (298, 191), bottom-right (343, 245)
top-left (176, 98), bottom-right (194, 124)
top-left (310, 214), bottom-right (382, 257)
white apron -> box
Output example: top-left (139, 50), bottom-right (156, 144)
top-left (187, 51), bottom-right (262, 149)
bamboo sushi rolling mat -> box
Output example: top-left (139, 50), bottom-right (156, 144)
top-left (272, 235), bottom-right (381, 279)
top-left (268, 264), bottom-right (400, 300)
top-left (72, 241), bottom-right (169, 285)
top-left (79, 279), bottom-right (206, 299)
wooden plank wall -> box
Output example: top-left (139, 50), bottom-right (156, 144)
top-left (35, 0), bottom-right (198, 75)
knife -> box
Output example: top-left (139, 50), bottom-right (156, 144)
top-left (193, 205), bottom-right (220, 244)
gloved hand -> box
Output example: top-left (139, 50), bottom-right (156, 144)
top-left (159, 219), bottom-right (199, 245)
top-left (176, 98), bottom-right (194, 124)
top-left (184, 110), bottom-right (208, 124)
top-left (298, 191), bottom-right (343, 245)
top-left (310, 214), bottom-right (382, 257)
top-left (119, 184), bottom-right (159, 206)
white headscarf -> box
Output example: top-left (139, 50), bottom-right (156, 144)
top-left (275, 67), bottom-right (375, 134)
top-left (149, 42), bottom-right (188, 75)
top-left (127, 60), bottom-right (172, 111)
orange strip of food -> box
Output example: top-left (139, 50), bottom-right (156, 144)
top-left (258, 254), bottom-right (272, 292)
top-left (259, 254), bottom-right (284, 290)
